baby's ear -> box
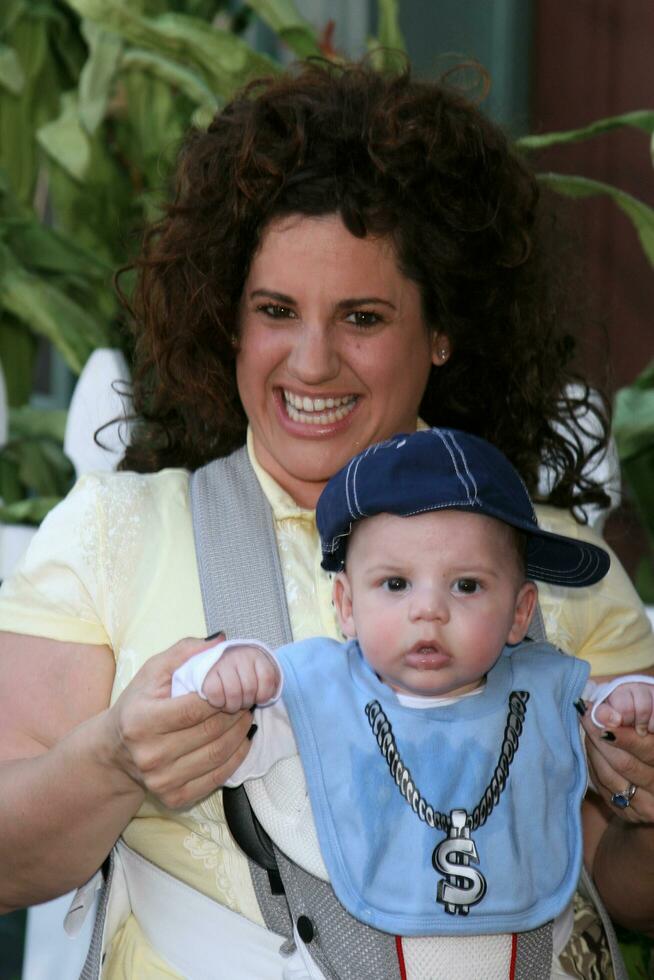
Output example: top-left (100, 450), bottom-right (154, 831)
top-left (507, 581), bottom-right (538, 645)
top-left (332, 572), bottom-right (357, 638)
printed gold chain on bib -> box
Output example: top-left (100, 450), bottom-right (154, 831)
top-left (365, 691), bottom-right (529, 915)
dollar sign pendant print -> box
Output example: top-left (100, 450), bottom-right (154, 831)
top-left (433, 810), bottom-right (487, 915)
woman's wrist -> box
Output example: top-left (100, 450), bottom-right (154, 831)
top-left (84, 707), bottom-right (148, 804)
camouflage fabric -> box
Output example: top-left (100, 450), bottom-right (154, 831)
top-left (558, 890), bottom-right (615, 980)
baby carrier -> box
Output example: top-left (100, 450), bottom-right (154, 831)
top-left (79, 446), bottom-right (628, 980)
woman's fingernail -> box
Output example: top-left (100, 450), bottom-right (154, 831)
top-left (205, 630), bottom-right (225, 641)
top-left (574, 699), bottom-right (586, 716)
top-left (600, 731), bottom-right (616, 742)
top-left (247, 723), bottom-right (258, 741)
top-left (636, 724), bottom-right (648, 737)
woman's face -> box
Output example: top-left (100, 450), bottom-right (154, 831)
top-left (236, 214), bottom-right (445, 507)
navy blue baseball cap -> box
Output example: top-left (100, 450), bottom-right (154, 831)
top-left (317, 427), bottom-right (610, 587)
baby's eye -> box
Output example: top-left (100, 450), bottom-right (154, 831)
top-left (345, 310), bottom-right (381, 328)
top-left (452, 578), bottom-right (481, 595)
top-left (258, 303), bottom-right (296, 319)
top-left (383, 577), bottom-right (409, 592)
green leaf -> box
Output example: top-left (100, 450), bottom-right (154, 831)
top-left (79, 21), bottom-right (123, 134)
top-left (372, 0), bottom-right (406, 59)
top-left (0, 243), bottom-right (111, 372)
top-left (44, 150), bottom-right (131, 266)
top-left (634, 556), bottom-right (654, 607)
top-left (626, 359), bottom-right (654, 392)
top-left (621, 448), bottom-right (654, 548)
top-left (3, 216), bottom-right (112, 280)
top-left (0, 0), bottom-right (27, 36)
top-left (0, 314), bottom-right (37, 406)
top-left (245, 0), bottom-right (321, 58)
top-left (120, 48), bottom-right (218, 108)
top-left (538, 172), bottom-right (654, 267)
top-left (116, 68), bottom-right (189, 186)
top-left (11, 437), bottom-right (72, 496)
top-left (517, 109), bottom-right (654, 153)
top-left (0, 495), bottom-right (62, 524)
top-left (0, 42), bottom-right (25, 95)
top-left (0, 13), bottom-right (51, 204)
top-left (614, 381), bottom-right (654, 463)
top-left (9, 405), bottom-right (68, 441)
top-left (613, 363), bottom-right (654, 575)
top-left (0, 454), bottom-right (22, 506)
top-left (37, 90), bottom-right (92, 181)
top-left (64, 0), bottom-right (281, 96)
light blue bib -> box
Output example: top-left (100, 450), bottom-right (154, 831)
top-left (276, 639), bottom-right (589, 937)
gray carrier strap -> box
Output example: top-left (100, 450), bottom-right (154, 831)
top-left (79, 853), bottom-right (116, 980)
top-left (191, 446), bottom-right (293, 648)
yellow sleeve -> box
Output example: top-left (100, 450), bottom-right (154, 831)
top-left (535, 505), bottom-right (654, 677)
top-left (0, 473), bottom-right (111, 646)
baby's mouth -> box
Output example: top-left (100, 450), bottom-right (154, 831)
top-left (405, 644), bottom-right (451, 670)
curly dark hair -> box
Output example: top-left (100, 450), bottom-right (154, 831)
top-left (119, 58), bottom-right (610, 514)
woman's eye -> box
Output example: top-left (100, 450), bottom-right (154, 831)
top-left (383, 577), bottom-right (409, 592)
top-left (258, 303), bottom-right (295, 319)
top-left (453, 578), bottom-right (481, 595)
top-left (346, 310), bottom-right (381, 328)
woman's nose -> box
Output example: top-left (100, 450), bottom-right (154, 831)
top-left (286, 323), bottom-right (340, 383)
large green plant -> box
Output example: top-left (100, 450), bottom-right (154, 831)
top-left (0, 0), bottom-right (402, 522)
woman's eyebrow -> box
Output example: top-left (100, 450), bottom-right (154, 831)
top-left (250, 288), bottom-right (296, 303)
top-left (336, 297), bottom-right (396, 310)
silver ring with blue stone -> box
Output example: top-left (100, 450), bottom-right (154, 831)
top-left (610, 783), bottom-right (637, 809)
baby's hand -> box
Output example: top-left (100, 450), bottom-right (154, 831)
top-left (592, 681), bottom-right (654, 736)
top-left (202, 645), bottom-right (280, 713)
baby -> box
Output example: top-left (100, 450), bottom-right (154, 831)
top-left (173, 428), bottom-right (654, 975)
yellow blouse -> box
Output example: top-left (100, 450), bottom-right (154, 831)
top-left (1, 431), bottom-right (652, 976)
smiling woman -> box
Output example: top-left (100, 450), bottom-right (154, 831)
top-left (121, 61), bottom-right (608, 519)
top-left (236, 214), bottom-right (439, 505)
top-left (0, 59), bottom-right (653, 980)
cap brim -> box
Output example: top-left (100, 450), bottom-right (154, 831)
top-left (524, 527), bottom-right (610, 587)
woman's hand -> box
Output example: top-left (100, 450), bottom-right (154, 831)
top-left (582, 709), bottom-right (654, 824)
top-left (106, 636), bottom-right (254, 810)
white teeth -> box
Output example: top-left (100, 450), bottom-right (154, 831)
top-left (282, 390), bottom-right (357, 425)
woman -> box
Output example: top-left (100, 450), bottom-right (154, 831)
top-left (0, 61), bottom-right (652, 978)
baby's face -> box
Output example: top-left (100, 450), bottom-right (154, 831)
top-left (333, 510), bottom-right (536, 698)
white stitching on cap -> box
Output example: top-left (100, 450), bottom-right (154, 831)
top-left (352, 452), bottom-right (366, 517)
top-left (447, 430), bottom-right (479, 502)
top-left (432, 429), bottom-right (473, 501)
top-left (345, 456), bottom-right (357, 521)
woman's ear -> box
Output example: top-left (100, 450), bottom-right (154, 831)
top-left (333, 572), bottom-right (357, 638)
top-left (507, 581), bottom-right (539, 644)
top-left (431, 333), bottom-right (451, 367)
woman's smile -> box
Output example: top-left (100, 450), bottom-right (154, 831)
top-left (277, 388), bottom-right (360, 429)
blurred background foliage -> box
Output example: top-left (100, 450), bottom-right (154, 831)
top-left (0, 0), bottom-right (653, 605)
top-left (0, 0), bottom-right (404, 524)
